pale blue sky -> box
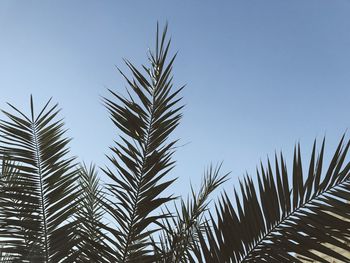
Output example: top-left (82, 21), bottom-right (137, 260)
top-left (1, 1), bottom-right (350, 198)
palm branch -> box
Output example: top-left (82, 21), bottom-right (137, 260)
top-left (0, 97), bottom-right (79, 262)
top-left (153, 164), bottom-right (229, 263)
top-left (102, 23), bottom-right (184, 262)
top-left (195, 137), bottom-right (350, 262)
top-left (74, 163), bottom-right (113, 262)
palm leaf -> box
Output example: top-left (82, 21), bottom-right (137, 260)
top-left (196, 137), bottom-right (350, 262)
top-left (0, 96), bottom-right (79, 262)
top-left (153, 164), bottom-right (229, 263)
top-left (102, 23), bottom-right (183, 262)
top-left (74, 163), bottom-right (113, 262)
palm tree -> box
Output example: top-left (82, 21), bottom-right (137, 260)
top-left (0, 24), bottom-right (349, 262)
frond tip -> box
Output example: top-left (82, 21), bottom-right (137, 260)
top-left (197, 137), bottom-right (350, 263)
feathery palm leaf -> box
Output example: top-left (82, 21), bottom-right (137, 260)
top-left (153, 164), bottom-right (229, 263)
top-left (74, 163), bottom-right (113, 263)
top-left (196, 137), bottom-right (350, 262)
top-left (102, 24), bottom-right (183, 262)
top-left (0, 97), bottom-right (79, 262)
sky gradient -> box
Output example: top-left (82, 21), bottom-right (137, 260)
top-left (1, 0), bottom-right (350, 198)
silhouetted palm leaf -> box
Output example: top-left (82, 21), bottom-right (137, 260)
top-left (195, 137), bottom-right (350, 262)
top-left (102, 23), bottom-right (183, 262)
top-left (74, 163), bottom-right (113, 263)
top-left (0, 97), bottom-right (79, 262)
top-left (153, 164), bottom-right (229, 263)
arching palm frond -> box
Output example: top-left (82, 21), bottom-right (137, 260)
top-left (102, 24), bottom-right (184, 262)
top-left (153, 164), bottom-right (229, 263)
top-left (196, 137), bottom-right (350, 263)
top-left (74, 163), bottom-right (113, 263)
top-left (0, 97), bottom-right (79, 262)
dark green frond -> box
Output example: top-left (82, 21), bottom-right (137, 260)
top-left (196, 137), bottom-right (350, 262)
top-left (154, 164), bottom-right (229, 263)
top-left (74, 163), bottom-right (113, 263)
top-left (102, 24), bottom-right (183, 262)
top-left (0, 97), bottom-right (79, 262)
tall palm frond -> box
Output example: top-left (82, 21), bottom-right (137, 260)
top-left (0, 97), bottom-right (79, 262)
top-left (102, 23), bottom-right (184, 262)
top-left (153, 164), bottom-right (229, 263)
top-left (196, 137), bottom-right (350, 262)
top-left (74, 163), bottom-right (113, 262)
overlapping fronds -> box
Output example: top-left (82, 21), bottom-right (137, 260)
top-left (153, 164), bottom-right (229, 263)
top-left (196, 137), bottom-right (350, 263)
top-left (0, 97), bottom-right (79, 262)
top-left (102, 23), bottom-right (184, 262)
top-left (2, 23), bottom-right (350, 263)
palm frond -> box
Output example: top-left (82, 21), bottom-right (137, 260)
top-left (102, 23), bottom-right (183, 262)
top-left (196, 137), bottom-right (350, 262)
top-left (74, 163), bottom-right (113, 262)
top-left (0, 96), bottom-right (79, 262)
top-left (153, 164), bottom-right (229, 263)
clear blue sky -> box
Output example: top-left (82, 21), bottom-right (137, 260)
top-left (1, 1), bottom-right (350, 198)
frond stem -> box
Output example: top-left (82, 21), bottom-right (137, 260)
top-left (32, 121), bottom-right (49, 262)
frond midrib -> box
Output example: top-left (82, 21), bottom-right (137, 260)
top-left (31, 120), bottom-right (49, 262)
